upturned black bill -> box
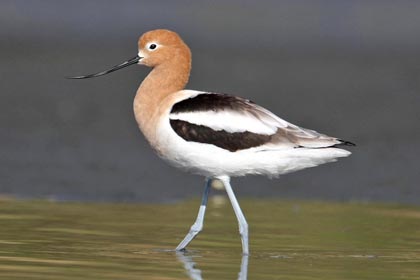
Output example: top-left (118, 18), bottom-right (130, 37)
top-left (67, 55), bottom-right (140, 79)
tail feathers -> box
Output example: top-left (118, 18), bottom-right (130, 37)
top-left (334, 139), bottom-right (356, 147)
top-left (298, 139), bottom-right (356, 149)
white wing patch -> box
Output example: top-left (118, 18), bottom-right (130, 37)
top-left (170, 110), bottom-right (278, 135)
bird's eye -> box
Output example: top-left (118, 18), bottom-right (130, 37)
top-left (149, 44), bottom-right (157, 50)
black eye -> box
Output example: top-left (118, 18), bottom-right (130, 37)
top-left (149, 44), bottom-right (157, 50)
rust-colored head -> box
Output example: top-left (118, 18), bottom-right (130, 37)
top-left (138, 29), bottom-right (191, 67)
top-left (67, 29), bottom-right (191, 80)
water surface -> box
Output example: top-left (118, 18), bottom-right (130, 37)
top-left (0, 198), bottom-right (419, 279)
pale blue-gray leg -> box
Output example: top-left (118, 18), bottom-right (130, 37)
top-left (238, 254), bottom-right (249, 280)
top-left (176, 178), bottom-right (212, 251)
top-left (218, 176), bottom-right (249, 255)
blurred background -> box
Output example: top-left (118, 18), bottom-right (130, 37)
top-left (0, 0), bottom-right (418, 204)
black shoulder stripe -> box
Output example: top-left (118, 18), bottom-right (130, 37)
top-left (170, 119), bottom-right (272, 152)
top-left (171, 93), bottom-right (253, 114)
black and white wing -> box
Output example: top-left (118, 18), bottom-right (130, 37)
top-left (169, 92), bottom-right (353, 152)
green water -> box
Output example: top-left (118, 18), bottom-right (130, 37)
top-left (0, 197), bottom-right (420, 279)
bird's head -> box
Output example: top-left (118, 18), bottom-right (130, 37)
top-left (137, 29), bottom-right (191, 67)
top-left (67, 29), bottom-right (191, 79)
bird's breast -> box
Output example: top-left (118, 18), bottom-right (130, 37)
top-left (133, 89), bottom-right (192, 155)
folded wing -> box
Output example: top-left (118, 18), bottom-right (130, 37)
top-left (169, 92), bottom-right (351, 152)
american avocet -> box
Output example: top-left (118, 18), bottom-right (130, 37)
top-left (69, 29), bottom-right (354, 255)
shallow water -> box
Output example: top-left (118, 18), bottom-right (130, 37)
top-left (0, 198), bottom-right (420, 279)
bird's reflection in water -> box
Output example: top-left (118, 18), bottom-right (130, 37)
top-left (176, 251), bottom-right (249, 280)
top-left (176, 251), bottom-right (202, 280)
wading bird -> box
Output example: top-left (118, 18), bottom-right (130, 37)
top-left (69, 29), bottom-right (354, 255)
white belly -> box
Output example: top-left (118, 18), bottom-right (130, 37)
top-left (154, 114), bottom-right (351, 178)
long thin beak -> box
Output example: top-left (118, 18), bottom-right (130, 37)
top-left (66, 55), bottom-right (141, 79)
